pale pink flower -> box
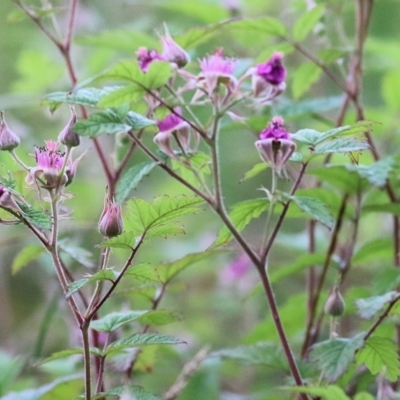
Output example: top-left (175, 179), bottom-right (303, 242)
top-left (0, 111), bottom-right (20, 151)
top-left (98, 197), bottom-right (123, 238)
top-left (160, 26), bottom-right (190, 68)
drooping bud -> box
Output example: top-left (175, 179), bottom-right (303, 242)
top-left (58, 108), bottom-right (80, 148)
top-left (160, 25), bottom-right (190, 68)
top-left (255, 116), bottom-right (296, 176)
top-left (324, 286), bottom-right (345, 317)
top-left (0, 111), bottom-right (20, 151)
top-left (98, 197), bottom-right (123, 238)
top-left (0, 186), bottom-right (22, 213)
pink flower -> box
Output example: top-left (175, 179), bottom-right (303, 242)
top-left (255, 117), bottom-right (296, 175)
top-left (154, 108), bottom-right (198, 159)
top-left (248, 52), bottom-right (286, 100)
top-left (198, 49), bottom-right (237, 95)
top-left (136, 47), bottom-right (165, 72)
top-left (98, 197), bottom-right (123, 238)
top-left (160, 26), bottom-right (190, 68)
top-left (26, 140), bottom-right (67, 187)
top-left (0, 185), bottom-right (21, 212)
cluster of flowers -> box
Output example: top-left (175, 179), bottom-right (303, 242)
top-left (137, 28), bottom-right (296, 173)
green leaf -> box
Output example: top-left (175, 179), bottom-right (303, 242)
top-left (356, 292), bottom-right (398, 319)
top-left (126, 251), bottom-right (224, 284)
top-left (102, 195), bottom-right (204, 249)
top-left (11, 245), bottom-right (45, 274)
top-left (313, 138), bottom-right (369, 154)
top-left (229, 16), bottom-right (286, 37)
top-left (382, 71), bottom-right (400, 111)
top-left (58, 239), bottom-right (94, 268)
top-left (292, 5), bottom-right (325, 42)
top-left (92, 385), bottom-right (161, 400)
top-left (212, 342), bottom-right (286, 368)
top-left (115, 161), bottom-right (157, 204)
top-left (362, 203), bottom-right (400, 216)
top-left (310, 333), bottom-right (365, 382)
top-left (125, 111), bottom-right (155, 130)
top-left (354, 393), bottom-right (375, 400)
top-left (73, 109), bottom-right (130, 137)
top-left (105, 333), bottom-right (185, 355)
top-left (355, 156), bottom-right (396, 188)
top-left (17, 203), bottom-right (51, 230)
top-left (374, 268), bottom-right (400, 293)
top-left (289, 195), bottom-right (334, 228)
top-left (176, 24), bottom-right (224, 49)
top-left (292, 61), bottom-right (322, 99)
top-left (352, 238), bottom-right (393, 265)
top-left (66, 269), bottom-right (118, 298)
top-left (0, 376), bottom-right (83, 400)
top-left (318, 49), bottom-right (346, 64)
top-left (356, 336), bottom-right (400, 381)
top-left (241, 163), bottom-right (268, 182)
top-left (35, 348), bottom-right (101, 366)
top-left (96, 85), bottom-right (146, 107)
top-left (91, 311), bottom-right (148, 333)
top-left (291, 128), bottom-right (322, 145)
top-left (137, 309), bottom-right (182, 326)
top-left (210, 198), bottom-right (268, 248)
top-left (281, 385), bottom-right (350, 400)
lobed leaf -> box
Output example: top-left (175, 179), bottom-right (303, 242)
top-left (210, 198), bottom-right (269, 248)
top-left (356, 292), bottom-right (398, 319)
top-left (66, 269), bottom-right (118, 298)
top-left (310, 333), bottom-right (365, 382)
top-left (356, 336), bottom-right (400, 381)
top-left (313, 138), bottom-right (369, 154)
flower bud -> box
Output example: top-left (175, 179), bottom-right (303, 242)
top-left (0, 186), bottom-right (21, 213)
top-left (160, 25), bottom-right (190, 68)
top-left (324, 287), bottom-right (345, 317)
top-left (98, 198), bottom-right (123, 238)
top-left (58, 108), bottom-right (80, 148)
top-left (0, 111), bottom-right (20, 151)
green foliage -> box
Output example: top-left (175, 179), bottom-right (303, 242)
top-left (282, 385), bottom-right (350, 400)
top-left (288, 195), bottom-right (334, 228)
top-left (356, 336), bottom-right (400, 381)
top-left (356, 292), bottom-right (398, 319)
top-left (92, 385), bottom-right (161, 400)
top-left (291, 61), bottom-right (322, 99)
top-left (228, 16), bottom-right (286, 37)
top-left (35, 348), bottom-right (102, 366)
top-left (11, 245), bottom-right (44, 274)
top-left (102, 195), bottom-right (204, 249)
top-left (115, 161), bottom-right (157, 204)
top-left (210, 198), bottom-right (268, 248)
top-left (310, 333), bottom-right (365, 382)
top-left (292, 5), bottom-right (325, 42)
top-left (105, 333), bottom-right (185, 356)
top-left (126, 251), bottom-right (224, 284)
top-left (17, 203), bottom-right (52, 230)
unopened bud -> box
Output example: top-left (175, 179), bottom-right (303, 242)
top-left (0, 111), bottom-right (20, 151)
top-left (58, 108), bottom-right (80, 148)
top-left (98, 198), bottom-right (123, 238)
top-left (160, 25), bottom-right (190, 68)
top-left (324, 287), bottom-right (345, 317)
top-left (0, 186), bottom-right (21, 213)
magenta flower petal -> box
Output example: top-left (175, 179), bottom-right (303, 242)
top-left (136, 47), bottom-right (165, 72)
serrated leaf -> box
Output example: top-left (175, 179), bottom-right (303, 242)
top-left (355, 156), bottom-right (396, 188)
top-left (105, 333), bottom-right (185, 355)
top-left (126, 251), bottom-right (224, 284)
top-left (210, 198), bottom-right (269, 248)
top-left (292, 61), bottom-right (322, 99)
top-left (35, 348), bottom-right (101, 366)
top-left (73, 109), bottom-right (130, 137)
top-left (17, 203), bottom-right (51, 230)
top-left (310, 333), bottom-right (365, 382)
top-left (356, 292), bottom-right (398, 319)
top-left (137, 309), bottom-right (181, 326)
top-left (212, 342), bottom-right (286, 368)
top-left (356, 336), bottom-right (400, 381)
top-left (125, 111), bottom-right (155, 130)
top-left (289, 195), bottom-right (334, 228)
top-left (66, 269), bottom-right (118, 298)
top-left (282, 385), bottom-right (350, 400)
top-left (115, 162), bottom-right (157, 204)
top-left (12, 245), bottom-right (45, 274)
top-left (91, 311), bottom-right (148, 333)
top-left (291, 128), bottom-right (322, 145)
top-left (314, 138), bottom-right (369, 154)
top-left (241, 163), bottom-right (268, 182)
top-left (292, 5), bottom-right (325, 42)
top-left (97, 85), bottom-right (146, 107)
top-left (229, 16), bottom-right (286, 36)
